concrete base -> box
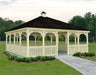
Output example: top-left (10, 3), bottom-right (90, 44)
top-left (6, 51), bottom-right (24, 58)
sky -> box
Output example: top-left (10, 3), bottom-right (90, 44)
top-left (0, 0), bottom-right (96, 22)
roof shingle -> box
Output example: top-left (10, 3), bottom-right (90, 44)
top-left (7, 16), bottom-right (88, 31)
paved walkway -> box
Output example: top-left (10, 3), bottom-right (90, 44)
top-left (56, 55), bottom-right (96, 75)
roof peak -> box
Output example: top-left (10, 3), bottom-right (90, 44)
top-left (41, 11), bottom-right (46, 17)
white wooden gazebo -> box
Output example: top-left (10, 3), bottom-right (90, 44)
top-left (5, 12), bottom-right (90, 57)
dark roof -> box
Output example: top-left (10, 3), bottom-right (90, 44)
top-left (7, 16), bottom-right (88, 31)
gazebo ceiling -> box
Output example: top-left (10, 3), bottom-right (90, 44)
top-left (7, 16), bottom-right (88, 31)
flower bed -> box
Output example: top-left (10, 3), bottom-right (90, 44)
top-left (3, 51), bottom-right (56, 63)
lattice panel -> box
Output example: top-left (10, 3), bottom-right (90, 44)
top-left (69, 45), bottom-right (78, 54)
top-left (45, 46), bottom-right (57, 56)
top-left (79, 45), bottom-right (88, 53)
top-left (29, 46), bottom-right (43, 57)
top-left (6, 44), bottom-right (27, 57)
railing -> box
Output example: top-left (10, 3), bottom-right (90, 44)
top-left (79, 44), bottom-right (88, 52)
top-left (6, 44), bottom-right (27, 57)
top-left (29, 45), bottom-right (57, 57)
top-left (69, 45), bottom-right (78, 54)
top-left (45, 46), bottom-right (57, 56)
top-left (69, 44), bottom-right (88, 54)
top-left (29, 46), bottom-right (43, 57)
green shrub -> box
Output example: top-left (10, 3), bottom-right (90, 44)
top-left (40, 56), bottom-right (56, 61)
top-left (30, 57), bottom-right (37, 62)
top-left (3, 51), bottom-right (10, 57)
top-left (40, 56), bottom-right (46, 61)
top-left (88, 53), bottom-right (95, 56)
top-left (35, 56), bottom-right (41, 60)
top-left (47, 56), bottom-right (56, 60)
top-left (15, 57), bottom-right (23, 62)
top-left (73, 52), bottom-right (95, 57)
top-left (24, 58), bottom-right (32, 63)
top-left (73, 52), bottom-right (82, 56)
top-left (4, 51), bottom-right (56, 63)
top-left (84, 52), bottom-right (89, 56)
top-left (8, 55), bottom-right (17, 61)
top-left (34, 57), bottom-right (38, 62)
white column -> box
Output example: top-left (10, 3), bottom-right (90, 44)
top-left (66, 32), bottom-right (69, 54)
top-left (75, 36), bottom-right (77, 44)
top-left (9, 34), bottom-right (11, 44)
top-left (19, 33), bottom-right (21, 46)
top-left (16, 36), bottom-right (18, 45)
top-left (51, 35), bottom-right (53, 44)
top-left (49, 35), bottom-right (53, 44)
top-left (6, 34), bottom-right (7, 44)
top-left (14, 33), bottom-right (15, 45)
top-left (34, 35), bottom-right (37, 46)
top-left (42, 31), bottom-right (45, 56)
top-left (86, 33), bottom-right (88, 52)
top-left (32, 34), bottom-right (38, 46)
top-left (77, 33), bottom-right (80, 52)
top-left (27, 30), bottom-right (29, 57)
top-left (56, 32), bottom-right (59, 56)
top-left (65, 34), bottom-right (67, 44)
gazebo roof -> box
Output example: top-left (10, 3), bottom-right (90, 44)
top-left (7, 16), bottom-right (88, 31)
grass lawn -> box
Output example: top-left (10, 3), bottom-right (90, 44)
top-left (84, 42), bottom-right (96, 62)
top-left (0, 41), bottom-right (82, 75)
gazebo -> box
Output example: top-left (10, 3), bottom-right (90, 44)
top-left (5, 12), bottom-right (90, 57)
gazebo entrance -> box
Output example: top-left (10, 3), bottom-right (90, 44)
top-left (58, 32), bottom-right (67, 55)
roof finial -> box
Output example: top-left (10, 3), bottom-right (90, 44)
top-left (41, 11), bottom-right (46, 17)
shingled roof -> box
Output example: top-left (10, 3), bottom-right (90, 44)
top-left (7, 16), bottom-right (88, 31)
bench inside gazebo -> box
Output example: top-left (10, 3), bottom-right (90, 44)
top-left (5, 12), bottom-right (90, 57)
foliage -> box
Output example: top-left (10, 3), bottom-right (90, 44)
top-left (8, 55), bottom-right (17, 61)
top-left (59, 35), bottom-right (65, 41)
top-left (3, 51), bottom-right (56, 63)
top-left (69, 16), bottom-right (88, 29)
top-left (69, 12), bottom-right (96, 42)
top-left (0, 17), bottom-right (24, 41)
top-left (73, 52), bottom-right (95, 57)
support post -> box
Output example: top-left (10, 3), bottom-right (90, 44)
top-left (6, 34), bottom-right (7, 44)
top-left (34, 35), bottom-right (37, 46)
top-left (17, 36), bottom-right (18, 45)
top-left (50, 35), bottom-right (53, 44)
top-left (67, 32), bottom-right (69, 54)
top-left (86, 33), bottom-right (88, 52)
top-left (32, 34), bottom-right (38, 46)
top-left (19, 33), bottom-right (21, 46)
top-left (14, 33), bottom-right (15, 45)
top-left (9, 34), bottom-right (11, 44)
top-left (75, 36), bottom-right (77, 44)
top-left (42, 31), bottom-right (45, 56)
top-left (49, 35), bottom-right (53, 44)
top-left (56, 32), bottom-right (59, 56)
top-left (77, 33), bottom-right (80, 52)
top-left (27, 30), bottom-right (29, 57)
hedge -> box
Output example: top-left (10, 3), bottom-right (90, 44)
top-left (73, 52), bottom-right (95, 57)
top-left (3, 51), bottom-right (56, 63)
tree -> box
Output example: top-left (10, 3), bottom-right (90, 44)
top-left (15, 20), bottom-right (24, 26)
top-left (84, 12), bottom-right (96, 42)
top-left (88, 14), bottom-right (96, 42)
top-left (69, 16), bottom-right (88, 29)
top-left (0, 18), bottom-right (24, 41)
top-left (84, 12), bottom-right (92, 29)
